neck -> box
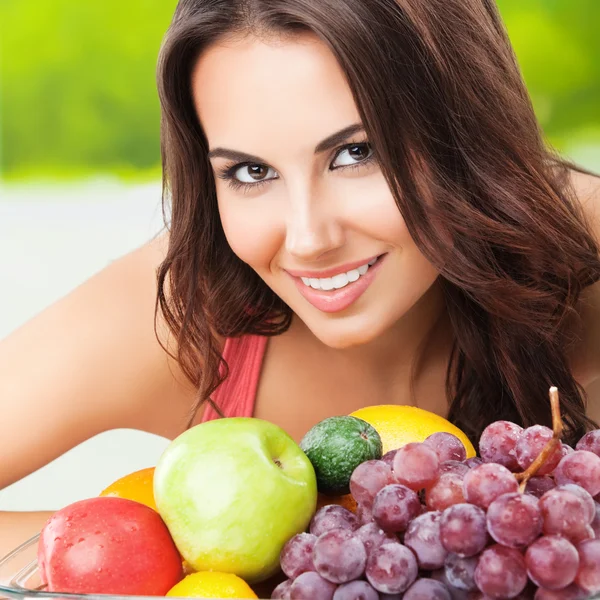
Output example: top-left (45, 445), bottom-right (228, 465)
top-left (296, 278), bottom-right (453, 399)
top-left (342, 278), bottom-right (451, 381)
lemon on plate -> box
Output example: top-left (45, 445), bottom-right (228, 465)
top-left (166, 571), bottom-right (258, 598)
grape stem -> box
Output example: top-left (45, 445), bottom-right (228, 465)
top-left (515, 386), bottom-right (563, 493)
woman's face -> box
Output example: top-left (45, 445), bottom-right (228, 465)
top-left (191, 33), bottom-right (440, 349)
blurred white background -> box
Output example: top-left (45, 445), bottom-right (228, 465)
top-left (0, 180), bottom-right (172, 510)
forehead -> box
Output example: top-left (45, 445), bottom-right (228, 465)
top-left (191, 33), bottom-right (362, 155)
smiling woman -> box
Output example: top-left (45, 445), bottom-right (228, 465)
top-left (2, 0), bottom-right (600, 550)
top-left (190, 34), bottom-right (440, 351)
top-left (155, 0), bottom-right (600, 446)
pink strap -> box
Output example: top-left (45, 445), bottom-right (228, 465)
top-left (201, 334), bottom-right (268, 422)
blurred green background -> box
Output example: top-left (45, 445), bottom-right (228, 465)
top-left (1, 0), bottom-right (599, 182)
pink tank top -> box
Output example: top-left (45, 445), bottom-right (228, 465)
top-left (200, 334), bottom-right (268, 422)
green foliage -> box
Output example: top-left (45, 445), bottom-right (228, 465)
top-left (0, 0), bottom-right (177, 180)
top-left (0, 0), bottom-right (598, 180)
top-left (496, 0), bottom-right (600, 165)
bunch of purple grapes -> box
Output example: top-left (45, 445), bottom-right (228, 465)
top-left (272, 423), bottom-right (600, 599)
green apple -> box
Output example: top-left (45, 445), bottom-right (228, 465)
top-left (153, 417), bottom-right (317, 583)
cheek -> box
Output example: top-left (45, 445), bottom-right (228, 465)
top-left (218, 197), bottom-right (283, 268)
top-left (367, 199), bottom-right (409, 244)
top-left (347, 178), bottom-right (410, 245)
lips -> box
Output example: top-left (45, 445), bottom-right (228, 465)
top-left (285, 254), bottom-right (381, 280)
top-left (290, 254), bottom-right (387, 313)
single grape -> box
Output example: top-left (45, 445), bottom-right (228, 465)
top-left (382, 448), bottom-right (399, 467)
top-left (393, 443), bottom-right (440, 490)
top-left (312, 528), bottom-right (367, 584)
top-left (464, 457), bottom-right (484, 469)
top-left (280, 532), bottom-right (317, 579)
top-left (439, 503), bottom-right (487, 557)
top-left (444, 553), bottom-right (478, 592)
top-left (332, 579), bottom-right (379, 600)
top-left (576, 429), bottom-right (600, 457)
top-left (539, 488), bottom-right (594, 542)
top-left (525, 535), bottom-right (579, 590)
top-left (271, 578), bottom-right (292, 599)
top-left (474, 544), bottom-right (528, 598)
top-left (354, 521), bottom-right (398, 558)
top-left (479, 420), bottom-right (523, 471)
top-left (439, 460), bottom-right (470, 477)
top-left (554, 451), bottom-right (600, 497)
top-left (574, 538), bottom-right (600, 595)
top-left (426, 473), bottom-right (466, 511)
top-left (365, 542), bottom-right (418, 594)
top-left (350, 460), bottom-right (395, 507)
top-left (525, 476), bottom-right (556, 499)
top-left (425, 432), bottom-right (467, 463)
top-left (486, 492), bottom-right (542, 547)
top-left (372, 484), bottom-right (421, 533)
top-left (403, 578), bottom-right (452, 600)
top-left (289, 571), bottom-right (337, 599)
top-left (555, 484), bottom-right (595, 523)
top-left (533, 584), bottom-right (588, 599)
top-left (462, 463), bottom-right (518, 509)
top-left (404, 510), bottom-right (447, 570)
top-left (310, 504), bottom-right (360, 536)
top-left (515, 425), bottom-right (563, 476)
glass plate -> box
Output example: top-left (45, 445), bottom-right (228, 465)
top-left (0, 534), bottom-right (269, 600)
top-left (2, 533), bottom-right (600, 600)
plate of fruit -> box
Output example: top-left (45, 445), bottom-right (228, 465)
top-left (1, 386), bottom-right (600, 599)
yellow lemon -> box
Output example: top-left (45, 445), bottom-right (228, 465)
top-left (166, 572), bottom-right (258, 598)
top-left (99, 467), bottom-right (157, 511)
top-left (350, 405), bottom-right (476, 457)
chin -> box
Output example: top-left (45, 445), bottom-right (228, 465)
top-left (303, 311), bottom-right (389, 350)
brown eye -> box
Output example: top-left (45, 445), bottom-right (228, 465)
top-left (247, 165), bottom-right (268, 180)
top-left (234, 164), bottom-right (277, 183)
top-left (349, 145), bottom-right (370, 160)
top-left (331, 142), bottom-right (373, 169)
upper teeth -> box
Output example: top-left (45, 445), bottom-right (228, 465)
top-left (300, 258), bottom-right (377, 291)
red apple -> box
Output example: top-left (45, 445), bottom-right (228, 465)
top-left (38, 496), bottom-right (183, 594)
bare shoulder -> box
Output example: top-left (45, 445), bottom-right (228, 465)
top-left (568, 169), bottom-right (600, 419)
top-left (101, 231), bottom-right (221, 438)
top-left (127, 232), bottom-right (226, 436)
top-left (0, 230), bottom-right (216, 489)
top-left (570, 167), bottom-right (600, 196)
top-left (570, 168), bottom-right (600, 232)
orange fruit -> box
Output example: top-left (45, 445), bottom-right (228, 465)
top-left (99, 467), bottom-right (157, 511)
top-left (166, 571), bottom-right (258, 598)
top-left (349, 405), bottom-right (476, 457)
top-left (317, 492), bottom-right (357, 513)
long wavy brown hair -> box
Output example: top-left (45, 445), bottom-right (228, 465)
top-left (155, 0), bottom-right (600, 447)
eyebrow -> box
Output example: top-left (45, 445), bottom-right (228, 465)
top-left (207, 123), bottom-right (365, 163)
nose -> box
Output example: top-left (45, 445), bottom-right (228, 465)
top-left (284, 183), bottom-right (345, 261)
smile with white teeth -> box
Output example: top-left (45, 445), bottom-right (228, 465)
top-left (300, 257), bottom-right (378, 291)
